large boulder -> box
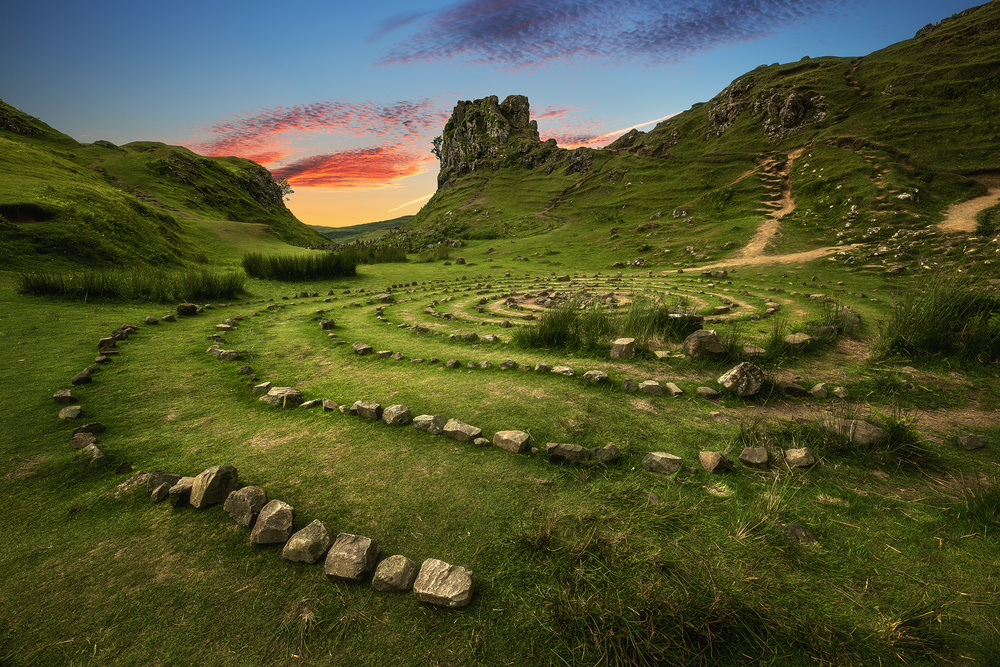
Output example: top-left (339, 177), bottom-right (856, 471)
top-left (282, 519), bottom-right (333, 563)
top-left (372, 555), bottom-right (419, 593)
top-left (224, 486), bottom-right (267, 528)
top-left (250, 499), bottom-right (295, 544)
top-left (717, 362), bottom-right (767, 397)
top-left (324, 533), bottom-right (380, 581)
top-left (683, 329), bottom-right (725, 357)
top-left (413, 559), bottom-right (476, 608)
top-left (189, 465), bottom-right (239, 509)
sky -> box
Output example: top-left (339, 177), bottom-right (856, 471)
top-left (2, 0), bottom-right (983, 227)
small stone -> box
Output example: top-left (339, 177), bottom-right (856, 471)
top-left (324, 533), bottom-right (380, 581)
top-left (224, 486), bottom-right (267, 528)
top-left (699, 451), bottom-right (732, 474)
top-left (583, 370), bottom-right (609, 385)
top-left (446, 359), bottom-right (461, 369)
top-left (534, 363), bottom-right (551, 373)
top-left (58, 405), bottom-right (82, 420)
top-left (957, 434), bottom-right (987, 451)
top-left (283, 519), bottom-right (333, 563)
top-left (189, 464), bottom-right (239, 509)
top-left (72, 422), bottom-right (105, 436)
top-left (781, 523), bottom-right (818, 545)
top-left (546, 443), bottom-right (591, 464)
top-left (785, 448), bottom-right (816, 468)
top-left (70, 370), bottom-right (93, 386)
top-left (443, 419), bottom-right (482, 441)
top-left (69, 432), bottom-right (96, 449)
top-left (784, 333), bottom-right (814, 346)
top-left (717, 362), bottom-right (767, 397)
top-left (146, 471), bottom-right (181, 494)
top-left (259, 387), bottom-right (304, 408)
top-left (638, 380), bottom-right (664, 395)
top-left (168, 477), bottom-right (196, 506)
top-left (413, 558), bottom-right (476, 608)
top-left (622, 379), bottom-right (639, 392)
top-left (551, 365), bottom-right (574, 377)
top-left (300, 399), bottom-right (323, 409)
top-left (161, 314), bottom-right (176, 323)
top-left (80, 443), bottom-right (104, 462)
top-left (739, 447), bottom-right (770, 468)
top-left (810, 383), bottom-right (829, 399)
top-left (683, 329), bottom-right (725, 357)
top-left (144, 315), bottom-right (158, 325)
top-left (664, 382), bottom-right (683, 397)
top-left (592, 443), bottom-right (620, 464)
top-left (642, 452), bottom-right (683, 475)
top-left (352, 342), bottom-right (374, 355)
top-left (372, 555), bottom-right (419, 592)
top-left (53, 389), bottom-right (78, 403)
top-left (250, 499), bottom-right (295, 545)
top-left (322, 399), bottom-right (339, 412)
top-left (778, 380), bottom-right (808, 397)
top-left (494, 430), bottom-right (531, 454)
top-left (151, 483), bottom-right (172, 503)
top-left (473, 437), bottom-right (491, 447)
top-left (696, 386), bottom-right (719, 399)
top-left (413, 414), bottom-right (447, 435)
top-left (252, 381), bottom-right (273, 396)
top-left (823, 417), bottom-right (886, 447)
top-left (357, 401), bottom-right (383, 420)
top-left (833, 386), bottom-right (849, 399)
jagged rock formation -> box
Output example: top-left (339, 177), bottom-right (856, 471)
top-left (436, 94), bottom-right (594, 189)
top-left (705, 75), bottom-right (829, 139)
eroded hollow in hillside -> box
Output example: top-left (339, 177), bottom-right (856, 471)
top-left (0, 202), bottom-right (56, 224)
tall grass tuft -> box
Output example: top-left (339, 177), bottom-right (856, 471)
top-left (414, 244), bottom-right (451, 263)
top-left (337, 244), bottom-right (407, 265)
top-left (871, 275), bottom-right (1000, 362)
top-left (241, 251), bottom-right (356, 281)
top-left (17, 268), bottom-right (245, 302)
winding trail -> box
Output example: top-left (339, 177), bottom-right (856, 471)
top-left (937, 174), bottom-right (1000, 233)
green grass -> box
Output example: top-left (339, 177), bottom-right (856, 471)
top-left (242, 251), bottom-right (358, 281)
top-left (16, 267), bottom-right (246, 302)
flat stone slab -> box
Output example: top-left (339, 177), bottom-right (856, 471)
top-left (357, 401), bottom-right (383, 420)
top-left (413, 558), bottom-right (476, 608)
top-left (739, 447), bottom-right (770, 468)
top-left (638, 380), bottom-right (664, 395)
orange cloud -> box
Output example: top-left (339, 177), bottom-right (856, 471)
top-left (271, 145), bottom-right (434, 189)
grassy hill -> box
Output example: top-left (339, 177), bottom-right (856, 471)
top-left (0, 100), bottom-right (326, 269)
top-left (309, 216), bottom-right (414, 244)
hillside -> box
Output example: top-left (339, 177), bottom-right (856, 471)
top-left (309, 216), bottom-right (414, 244)
top-left (406, 1), bottom-right (1000, 269)
top-left (0, 100), bottom-right (326, 269)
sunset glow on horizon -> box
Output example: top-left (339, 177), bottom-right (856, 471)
top-left (5, 0), bottom-right (981, 227)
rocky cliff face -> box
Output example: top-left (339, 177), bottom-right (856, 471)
top-left (706, 75), bottom-right (829, 140)
top-left (436, 94), bottom-right (594, 189)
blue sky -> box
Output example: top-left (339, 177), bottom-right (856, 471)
top-left (2, 0), bottom-right (982, 226)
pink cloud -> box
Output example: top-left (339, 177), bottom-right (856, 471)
top-left (270, 145), bottom-right (434, 189)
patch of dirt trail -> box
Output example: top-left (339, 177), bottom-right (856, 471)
top-left (937, 174), bottom-right (1000, 233)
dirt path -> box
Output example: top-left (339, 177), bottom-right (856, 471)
top-left (731, 148), bottom-right (805, 261)
top-left (937, 174), bottom-right (1000, 233)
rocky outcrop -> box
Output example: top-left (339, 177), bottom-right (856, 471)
top-left (706, 75), bottom-right (829, 140)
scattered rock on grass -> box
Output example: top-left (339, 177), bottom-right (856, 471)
top-left (372, 555), bottom-right (419, 593)
top-left (283, 519), bottom-right (333, 563)
top-left (324, 533), bottom-right (380, 581)
top-left (642, 452), bottom-right (683, 475)
top-left (413, 558), bottom-right (476, 608)
top-left (251, 499), bottom-right (295, 544)
top-left (224, 486), bottom-right (267, 528)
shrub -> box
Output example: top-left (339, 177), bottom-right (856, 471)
top-left (871, 275), bottom-right (1000, 362)
top-left (241, 251), bottom-right (356, 281)
top-left (974, 203), bottom-right (1000, 237)
top-left (17, 268), bottom-right (245, 302)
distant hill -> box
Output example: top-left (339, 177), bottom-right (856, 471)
top-left (0, 100), bottom-right (327, 269)
top-left (309, 216), bottom-right (414, 244)
top-left (406, 2), bottom-right (1000, 255)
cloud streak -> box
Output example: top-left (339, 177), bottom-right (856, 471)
top-left (379, 0), bottom-right (848, 69)
top-left (270, 145), bottom-right (433, 189)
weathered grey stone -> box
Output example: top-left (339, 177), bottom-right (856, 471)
top-left (534, 362), bottom-right (551, 373)
top-left (357, 401), bottom-right (383, 420)
top-left (718, 362), bottom-right (767, 397)
top-left (473, 437), bottom-right (491, 447)
top-left (168, 477), bottom-right (196, 506)
top-left (683, 329), bottom-right (725, 357)
top-left (72, 422), bottom-right (105, 436)
top-left (784, 447), bottom-right (816, 468)
top-left (833, 386), bottom-right (850, 399)
top-left (147, 471), bottom-right (181, 495)
top-left (322, 399), bottom-right (339, 412)
top-left (592, 443), bottom-right (621, 464)
top-left (642, 452), bottom-right (683, 475)
top-left (583, 370), bottom-right (609, 385)
top-left (781, 522), bottom-right (818, 545)
top-left (810, 383), bottom-right (828, 399)
top-left (218, 350), bottom-right (242, 361)
top-left (69, 432), bottom-right (96, 450)
top-left (283, 519), bottom-right (333, 563)
top-left (252, 381), bottom-right (273, 395)
top-left (699, 451), bottom-right (733, 474)
top-left (494, 430), bottom-right (531, 454)
top-left (822, 417), bottom-right (886, 447)
top-left (53, 389), bottom-right (78, 403)
top-left (413, 558), bottom-right (476, 608)
top-left (189, 464), bottom-right (239, 509)
top-left (300, 399), bottom-right (323, 409)
top-left (250, 499), bottom-right (295, 545)
top-left (319, 318), bottom-right (336, 330)
top-left (71, 370), bottom-right (93, 386)
top-left (446, 359), bottom-right (461, 369)
top-left (177, 303), bottom-right (198, 316)
top-left (778, 380), bottom-right (808, 397)
top-left (161, 314), bottom-right (176, 322)
top-left (478, 360), bottom-right (492, 369)
top-left (739, 447), bottom-right (770, 468)
top-left (443, 419), bottom-right (482, 441)
top-left (413, 414), bottom-right (447, 435)
top-left (499, 359), bottom-right (517, 370)
top-left (80, 443), bottom-right (104, 462)
top-left (743, 344), bottom-right (767, 357)
top-left (622, 379), bottom-right (639, 392)
top-left (391, 352), bottom-right (406, 361)
top-left (610, 338), bottom-right (637, 359)
top-left (957, 434), bottom-right (987, 451)
top-left (546, 442), bottom-right (591, 464)
top-left (144, 315), bottom-right (158, 325)
top-left (224, 485), bottom-right (267, 528)
top-left (664, 382), bottom-right (683, 397)
top-left (696, 386), bottom-right (719, 399)
top-left (551, 365), bottom-right (574, 376)
top-left (58, 405), bottom-right (82, 420)
top-left (324, 533), bottom-right (380, 581)
top-left (151, 482), bottom-right (172, 503)
top-left (638, 380), bottom-right (665, 395)
top-left (259, 387), bottom-right (304, 408)
top-left (784, 332), bottom-right (814, 346)
top-left (372, 555), bottom-right (419, 592)
top-left (383, 405), bottom-right (412, 426)
top-left (353, 342), bottom-right (374, 355)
